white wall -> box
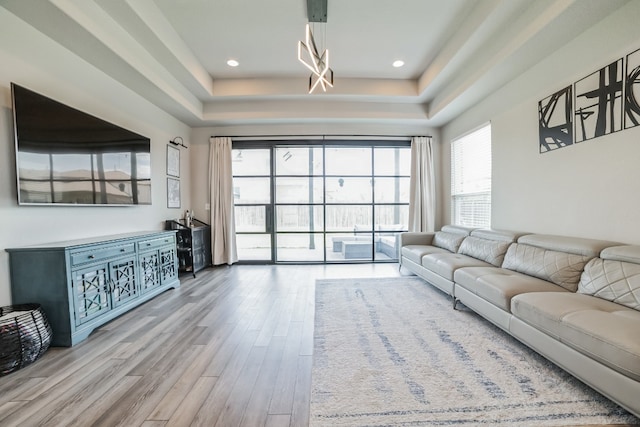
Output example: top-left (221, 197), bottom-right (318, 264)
top-left (0, 9), bottom-right (191, 305)
top-left (440, 1), bottom-right (640, 243)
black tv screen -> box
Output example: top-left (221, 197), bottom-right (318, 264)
top-left (11, 83), bottom-right (152, 206)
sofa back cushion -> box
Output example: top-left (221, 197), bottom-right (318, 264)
top-left (578, 245), bottom-right (640, 311)
top-left (458, 231), bottom-right (515, 266)
top-left (431, 225), bottom-right (474, 253)
top-left (516, 234), bottom-right (619, 258)
top-left (502, 243), bottom-right (589, 291)
top-left (432, 232), bottom-right (466, 253)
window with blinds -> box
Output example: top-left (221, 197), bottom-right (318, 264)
top-left (450, 123), bottom-right (491, 228)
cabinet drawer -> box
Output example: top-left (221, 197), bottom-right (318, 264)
top-left (70, 243), bottom-right (135, 266)
top-left (137, 235), bottom-right (176, 252)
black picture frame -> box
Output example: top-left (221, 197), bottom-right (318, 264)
top-left (167, 177), bottom-right (180, 208)
top-left (538, 85), bottom-right (573, 153)
top-left (167, 145), bottom-right (180, 178)
top-left (574, 58), bottom-right (624, 143)
top-left (625, 48), bottom-right (640, 129)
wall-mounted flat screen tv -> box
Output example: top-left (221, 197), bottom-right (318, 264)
top-left (11, 83), bottom-right (152, 206)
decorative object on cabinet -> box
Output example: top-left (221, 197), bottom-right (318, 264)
top-left (0, 303), bottom-right (52, 376)
top-left (167, 177), bottom-right (180, 208)
top-left (183, 209), bottom-right (193, 227)
top-left (5, 231), bottom-right (180, 347)
top-left (166, 219), bottom-right (212, 277)
top-left (167, 144), bottom-right (180, 177)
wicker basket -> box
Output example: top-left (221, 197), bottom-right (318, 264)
top-left (0, 304), bottom-right (52, 376)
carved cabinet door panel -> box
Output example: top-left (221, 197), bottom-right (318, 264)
top-left (109, 257), bottom-right (138, 307)
top-left (139, 250), bottom-right (160, 294)
top-left (71, 263), bottom-right (112, 326)
top-left (160, 247), bottom-right (178, 284)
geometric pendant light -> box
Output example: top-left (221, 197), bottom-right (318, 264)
top-left (297, 0), bottom-right (334, 93)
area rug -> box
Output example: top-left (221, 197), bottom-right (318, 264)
top-left (310, 277), bottom-right (640, 426)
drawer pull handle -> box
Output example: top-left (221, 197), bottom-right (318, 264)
top-left (120, 248), bottom-right (126, 252)
top-left (88, 255), bottom-right (95, 259)
top-left (147, 243), bottom-right (151, 246)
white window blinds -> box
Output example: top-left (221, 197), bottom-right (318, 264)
top-left (451, 123), bottom-right (491, 228)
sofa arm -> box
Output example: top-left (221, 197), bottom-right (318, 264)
top-left (399, 232), bottom-right (435, 247)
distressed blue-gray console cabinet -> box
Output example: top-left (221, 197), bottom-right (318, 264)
top-left (6, 231), bottom-right (180, 346)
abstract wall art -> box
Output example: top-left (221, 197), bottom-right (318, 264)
top-left (625, 48), bottom-right (640, 129)
top-left (538, 85), bottom-right (573, 153)
top-left (574, 59), bottom-right (623, 143)
top-left (538, 46), bottom-right (640, 154)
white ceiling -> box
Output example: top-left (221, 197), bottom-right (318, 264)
top-left (1, 0), bottom-right (630, 128)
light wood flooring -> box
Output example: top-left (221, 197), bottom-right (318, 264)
top-left (0, 264), bottom-right (400, 426)
top-left (0, 264), bottom-right (637, 427)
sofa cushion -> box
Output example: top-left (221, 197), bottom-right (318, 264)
top-left (441, 224), bottom-right (476, 235)
top-left (399, 232), bottom-right (435, 247)
top-left (512, 292), bottom-right (640, 381)
top-left (562, 308), bottom-right (640, 381)
top-left (432, 232), bottom-right (466, 253)
top-left (401, 245), bottom-right (450, 264)
top-left (430, 225), bottom-right (474, 253)
top-left (455, 267), bottom-right (567, 311)
top-left (511, 292), bottom-right (613, 339)
top-left (502, 243), bottom-right (589, 291)
top-left (578, 246), bottom-right (640, 311)
top-left (421, 253), bottom-right (491, 281)
top-left (516, 234), bottom-right (620, 258)
top-left (470, 228), bottom-right (529, 242)
top-left (600, 245), bottom-right (640, 264)
top-left (458, 236), bottom-right (512, 267)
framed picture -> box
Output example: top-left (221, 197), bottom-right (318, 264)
top-left (574, 58), bottom-right (623, 143)
top-left (167, 145), bottom-right (180, 177)
top-left (538, 85), bottom-right (573, 153)
top-left (625, 47), bottom-right (640, 129)
top-left (167, 177), bottom-right (180, 208)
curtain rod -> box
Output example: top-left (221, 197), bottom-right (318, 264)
top-left (211, 134), bottom-right (431, 140)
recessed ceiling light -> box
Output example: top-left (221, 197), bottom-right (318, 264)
top-left (392, 60), bottom-right (405, 68)
top-left (227, 59), bottom-right (239, 67)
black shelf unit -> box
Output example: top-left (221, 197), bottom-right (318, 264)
top-left (165, 219), bottom-right (211, 277)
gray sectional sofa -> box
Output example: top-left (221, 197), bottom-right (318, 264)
top-left (399, 226), bottom-right (640, 418)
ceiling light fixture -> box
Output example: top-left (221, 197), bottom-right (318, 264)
top-left (226, 59), bottom-right (239, 67)
top-left (393, 60), bottom-right (405, 68)
top-left (297, 0), bottom-right (333, 94)
top-left (298, 24), bottom-right (333, 93)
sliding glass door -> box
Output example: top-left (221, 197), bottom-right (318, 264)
top-left (324, 146), bottom-right (373, 261)
top-left (274, 146), bottom-right (324, 261)
top-left (232, 141), bottom-right (410, 263)
top-left (231, 148), bottom-right (273, 261)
